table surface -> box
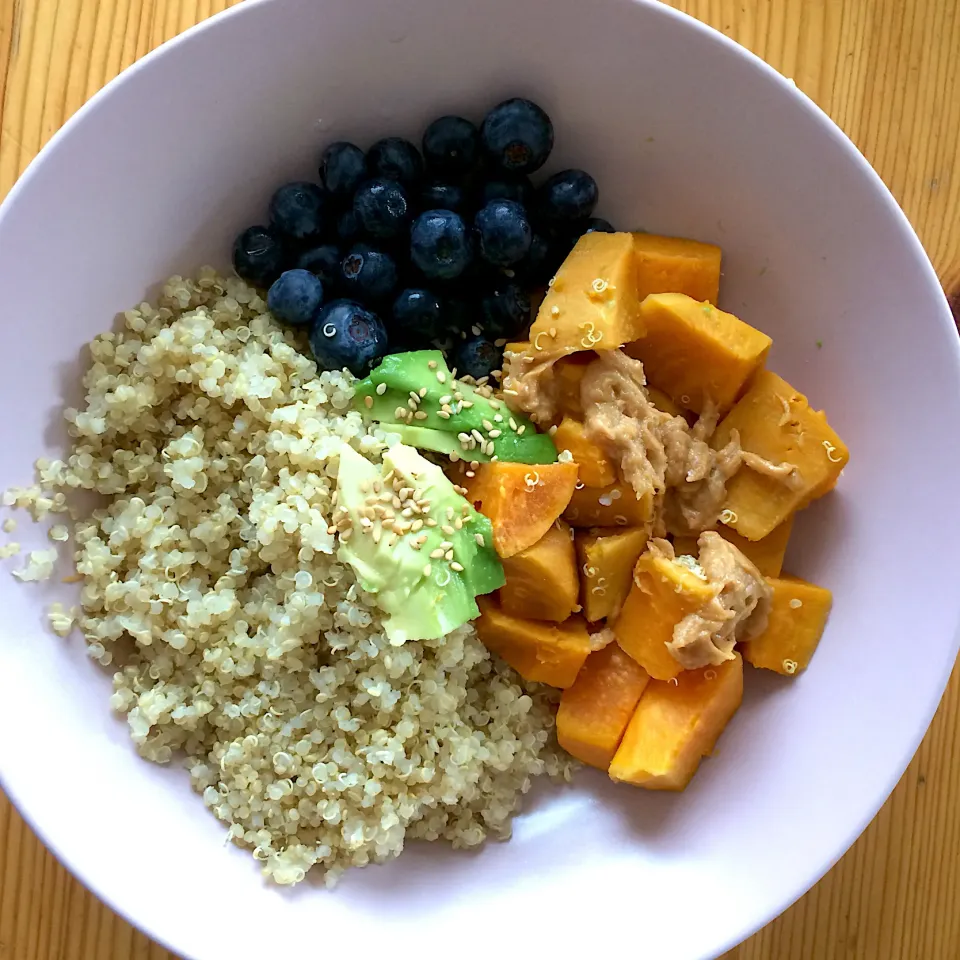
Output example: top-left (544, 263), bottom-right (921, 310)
top-left (1, 1), bottom-right (959, 957)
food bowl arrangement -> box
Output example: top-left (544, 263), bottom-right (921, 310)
top-left (0, 1), bottom-right (959, 959)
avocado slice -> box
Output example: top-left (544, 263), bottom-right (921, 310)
top-left (354, 350), bottom-right (557, 464)
top-left (335, 442), bottom-right (505, 644)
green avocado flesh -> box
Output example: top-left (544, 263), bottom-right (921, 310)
top-left (335, 443), bottom-right (504, 644)
top-left (353, 350), bottom-right (558, 465)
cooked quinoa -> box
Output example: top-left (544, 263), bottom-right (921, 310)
top-left (17, 270), bottom-right (571, 885)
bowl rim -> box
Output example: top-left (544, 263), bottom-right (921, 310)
top-left (0, 0), bottom-right (957, 957)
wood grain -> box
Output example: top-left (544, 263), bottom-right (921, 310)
top-left (0, 1), bottom-right (958, 958)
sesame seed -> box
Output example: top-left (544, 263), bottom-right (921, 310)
top-left (340, 528), bottom-right (353, 541)
top-left (454, 517), bottom-right (463, 530)
top-left (488, 429), bottom-right (502, 438)
top-left (442, 526), bottom-right (455, 537)
top-left (372, 526), bottom-right (382, 544)
top-left (430, 548), bottom-right (445, 559)
top-left (419, 387), bottom-right (428, 397)
top-left (446, 506), bottom-right (455, 520)
top-left (428, 360), bottom-right (438, 369)
top-left (425, 518), bottom-right (438, 527)
top-left (461, 400), bottom-right (474, 409)
top-left (363, 395), bottom-right (374, 409)
top-left (394, 406), bottom-right (407, 420)
top-left (375, 382), bottom-right (388, 395)
top-left (466, 470), bottom-right (475, 478)
top-left (437, 410), bottom-right (451, 419)
top-left (445, 550), bottom-right (454, 561)
top-left (474, 533), bottom-right (485, 546)
top-left (423, 563), bottom-right (432, 577)
top-left (450, 561), bottom-right (465, 572)
top-left (471, 429), bottom-right (484, 444)
top-left (411, 519), bottom-right (424, 532)
top-left (359, 517), bottom-right (373, 529)
top-left (458, 432), bottom-right (471, 443)
top-left (407, 399), bottom-right (418, 411)
top-left (414, 411), bottom-right (428, 420)
top-left (436, 371), bottom-right (447, 384)
top-left (488, 400), bottom-right (500, 409)
top-left (482, 419), bottom-right (494, 431)
top-left (386, 533), bottom-right (399, 547)
top-left (508, 418), bottom-right (518, 430)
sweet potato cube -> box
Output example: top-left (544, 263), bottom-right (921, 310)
top-left (612, 550), bottom-right (716, 680)
top-left (465, 461), bottom-right (579, 558)
top-left (576, 526), bottom-right (652, 621)
top-left (531, 232), bottom-right (644, 355)
top-left (741, 576), bottom-right (833, 675)
top-left (626, 293), bottom-right (771, 414)
top-left (552, 352), bottom-right (595, 419)
top-left (475, 595), bottom-right (591, 687)
top-left (712, 370), bottom-right (849, 540)
top-left (608, 654), bottom-right (743, 790)
top-left (632, 233), bottom-right (722, 305)
top-left (552, 417), bottom-right (617, 487)
top-left (557, 644), bottom-right (651, 769)
top-left (564, 482), bottom-right (654, 528)
top-left (647, 385), bottom-right (687, 419)
top-left (672, 515), bottom-right (793, 578)
top-left (500, 521), bottom-right (579, 622)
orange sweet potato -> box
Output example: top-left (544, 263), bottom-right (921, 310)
top-left (475, 595), bottom-right (592, 687)
top-left (632, 233), bottom-right (723, 305)
top-left (563, 482), bottom-right (654, 528)
top-left (672, 515), bottom-right (794, 578)
top-left (612, 548), bottom-right (716, 680)
top-left (557, 644), bottom-right (650, 769)
top-left (500, 521), bottom-right (579, 622)
top-left (530, 232), bottom-right (644, 355)
top-left (608, 653), bottom-right (743, 790)
top-left (464, 460), bottom-right (579, 558)
top-left (552, 417), bottom-right (617, 487)
top-left (741, 575), bottom-right (832, 675)
top-left (576, 526), bottom-right (652, 621)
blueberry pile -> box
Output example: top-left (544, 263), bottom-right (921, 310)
top-left (232, 98), bottom-right (613, 378)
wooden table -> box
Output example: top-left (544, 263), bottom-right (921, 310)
top-left (1, 1), bottom-right (958, 957)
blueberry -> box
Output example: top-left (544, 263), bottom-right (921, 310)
top-left (268, 182), bottom-right (327, 241)
top-left (353, 179), bottom-right (411, 240)
top-left (320, 141), bottom-right (367, 200)
top-left (513, 232), bottom-right (560, 285)
top-left (422, 116), bottom-right (480, 176)
top-left (337, 208), bottom-right (363, 245)
top-left (366, 137), bottom-right (424, 189)
top-left (410, 210), bottom-right (473, 280)
top-left (581, 216), bottom-right (615, 234)
top-left (481, 282), bottom-right (531, 339)
top-left (481, 98), bottom-right (554, 174)
top-left (420, 180), bottom-right (468, 214)
top-left (392, 288), bottom-right (444, 344)
top-left (295, 244), bottom-right (341, 287)
top-left (454, 336), bottom-right (503, 381)
top-left (232, 225), bottom-right (285, 287)
top-left (474, 199), bottom-right (532, 267)
top-left (309, 300), bottom-right (388, 376)
top-left (446, 295), bottom-right (481, 336)
top-left (480, 177), bottom-right (533, 207)
top-left (536, 169), bottom-right (599, 224)
top-left (340, 244), bottom-right (398, 303)
top-left (267, 269), bottom-right (325, 327)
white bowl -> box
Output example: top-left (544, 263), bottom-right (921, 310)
top-left (1, 0), bottom-right (958, 957)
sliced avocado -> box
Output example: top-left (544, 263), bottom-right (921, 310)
top-left (391, 424), bottom-right (469, 461)
top-left (335, 442), bottom-right (504, 644)
top-left (354, 350), bottom-right (557, 464)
